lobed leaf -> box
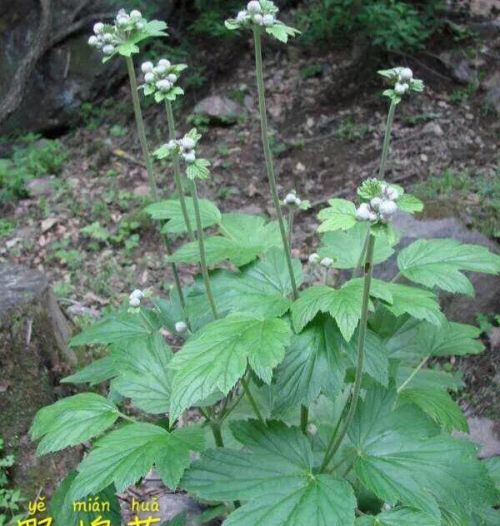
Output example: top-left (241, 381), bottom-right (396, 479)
top-left (317, 198), bottom-right (357, 233)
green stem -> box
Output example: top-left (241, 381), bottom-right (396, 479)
top-left (125, 56), bottom-right (189, 327)
top-left (125, 56), bottom-right (158, 198)
top-left (378, 100), bottom-right (397, 180)
top-left (253, 29), bottom-right (298, 300)
top-left (320, 234), bottom-right (376, 472)
top-left (241, 376), bottom-right (265, 425)
top-left (165, 100), bottom-right (195, 241)
top-left (300, 405), bottom-right (309, 434)
top-left (190, 179), bottom-right (219, 319)
top-left (288, 208), bottom-right (295, 249)
top-left (210, 422), bottom-right (225, 448)
top-left (397, 355), bottom-right (429, 393)
top-left (117, 411), bottom-right (138, 424)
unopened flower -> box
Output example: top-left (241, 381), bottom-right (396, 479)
top-left (141, 61), bottom-right (154, 73)
top-left (236, 10), bottom-right (248, 23)
top-left (308, 252), bottom-right (320, 264)
top-left (394, 82), bottom-right (409, 95)
top-left (156, 79), bottom-right (172, 92)
top-left (320, 257), bottom-right (333, 268)
top-left (356, 203), bottom-right (373, 221)
top-left (88, 35), bottom-right (99, 46)
top-left (379, 199), bottom-right (398, 218)
top-left (175, 321), bottom-right (188, 334)
top-left (180, 137), bottom-right (196, 150)
top-left (103, 44), bottom-right (115, 55)
top-left (93, 22), bottom-right (104, 34)
top-left (370, 197), bottom-right (382, 210)
top-left (144, 72), bottom-right (155, 83)
top-left (130, 9), bottom-right (142, 19)
top-left (399, 67), bottom-right (413, 81)
top-left (129, 289), bottom-right (144, 307)
top-left (247, 1), bottom-right (262, 13)
top-left (263, 14), bottom-right (275, 26)
top-left (129, 296), bottom-right (141, 307)
top-left (384, 185), bottom-right (400, 201)
top-left (183, 151), bottom-right (196, 163)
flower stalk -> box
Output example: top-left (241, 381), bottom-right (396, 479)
top-left (253, 28), bottom-right (298, 300)
top-left (378, 99), bottom-right (397, 180)
top-left (320, 233), bottom-right (375, 472)
top-left (165, 100), bottom-right (195, 240)
top-left (125, 56), bottom-right (189, 324)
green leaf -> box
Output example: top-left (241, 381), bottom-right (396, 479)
top-left (145, 198), bottom-right (221, 234)
top-left (186, 248), bottom-right (303, 323)
top-left (62, 355), bottom-right (117, 386)
top-left (71, 423), bottom-right (205, 498)
top-left (396, 365), bottom-right (463, 392)
top-left (70, 311), bottom-right (159, 347)
top-left (186, 158), bottom-right (210, 180)
top-left (111, 333), bottom-right (174, 414)
top-left (356, 508), bottom-right (439, 526)
top-left (398, 239), bottom-right (500, 295)
top-left (319, 223), bottom-right (395, 269)
top-left (317, 198), bottom-right (357, 233)
top-left (399, 388), bottom-right (468, 432)
top-left (183, 420), bottom-right (357, 526)
top-left (31, 394), bottom-right (118, 455)
top-left (265, 22), bottom-right (300, 43)
top-left (291, 279), bottom-right (391, 341)
top-left (168, 213), bottom-right (282, 267)
top-left (50, 472), bottom-right (121, 526)
top-left (348, 387), bottom-right (496, 521)
top-left (273, 317), bottom-right (346, 413)
top-left (397, 193), bottom-right (424, 213)
top-left (380, 281), bottom-right (444, 326)
top-left (116, 19), bottom-right (168, 57)
top-left (169, 314), bottom-right (291, 420)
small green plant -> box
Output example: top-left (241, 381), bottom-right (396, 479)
top-left (0, 136), bottom-right (67, 203)
top-left (336, 116), bottom-right (369, 141)
top-left (0, 219), bottom-right (15, 238)
top-left (0, 439), bottom-right (24, 526)
top-left (31, 3), bottom-right (500, 526)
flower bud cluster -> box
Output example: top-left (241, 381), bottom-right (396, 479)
top-left (393, 67), bottom-right (413, 96)
top-left (283, 190), bottom-right (302, 207)
top-left (141, 59), bottom-right (180, 95)
top-left (166, 134), bottom-right (198, 164)
top-left (88, 9), bottom-right (146, 56)
top-left (129, 288), bottom-right (144, 307)
top-left (231, 1), bottom-right (278, 28)
top-left (378, 66), bottom-right (424, 100)
top-left (356, 183), bottom-right (400, 223)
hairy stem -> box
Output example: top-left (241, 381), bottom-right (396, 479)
top-left (320, 233), bottom-right (376, 472)
top-left (190, 179), bottom-right (219, 319)
top-left (165, 100), bottom-right (195, 240)
top-left (125, 56), bottom-right (158, 198)
top-left (241, 376), bottom-right (265, 425)
top-left (125, 56), bottom-right (188, 326)
top-left (378, 100), bottom-right (397, 180)
top-left (253, 29), bottom-right (298, 300)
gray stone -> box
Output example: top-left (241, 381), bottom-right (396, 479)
top-left (193, 95), bottom-right (245, 125)
top-left (0, 265), bottom-right (77, 496)
top-left (376, 213), bottom-right (500, 324)
top-left (421, 121), bottom-right (444, 137)
top-left (456, 417), bottom-right (500, 459)
top-left (25, 175), bottom-right (56, 196)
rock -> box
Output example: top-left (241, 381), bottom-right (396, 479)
top-left (439, 51), bottom-right (475, 85)
top-left (25, 176), bottom-right (56, 197)
top-left (456, 417), bottom-right (500, 458)
top-left (41, 216), bottom-right (59, 232)
top-left (421, 121), bottom-right (444, 137)
top-left (376, 213), bottom-right (500, 324)
top-left (193, 95), bottom-right (245, 125)
top-left (483, 74), bottom-right (500, 114)
top-left (133, 184), bottom-right (150, 197)
top-left (0, 1), bottom-right (175, 134)
top-left (469, 0), bottom-right (498, 16)
top-left (0, 265), bottom-right (78, 496)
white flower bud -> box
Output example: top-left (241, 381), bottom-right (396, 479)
top-left (136, 21), bottom-right (145, 30)
top-left (141, 61), bottom-right (154, 73)
top-left (130, 10), bottom-right (142, 19)
top-left (102, 32), bottom-right (114, 42)
top-left (379, 200), bottom-right (398, 217)
top-left (93, 22), bottom-right (104, 34)
top-left (175, 321), bottom-right (188, 334)
top-left (399, 67), bottom-right (413, 81)
top-left (88, 35), bottom-right (99, 46)
top-left (154, 64), bottom-right (167, 75)
top-left (320, 257), bottom-right (334, 268)
top-left (295, 197), bottom-right (302, 206)
top-left (236, 10), bottom-right (248, 23)
top-left (284, 192), bottom-right (296, 205)
top-left (308, 253), bottom-right (320, 264)
top-left (130, 289), bottom-right (144, 299)
top-left (183, 151), bottom-right (196, 163)
top-left (167, 73), bottom-right (178, 83)
top-left (370, 197), bottom-right (382, 210)
top-left (180, 137), bottom-right (196, 150)
top-left (156, 79), bottom-right (172, 92)
top-left (247, 1), bottom-right (262, 14)
top-left (307, 423), bottom-right (318, 435)
top-left (394, 82), bottom-right (409, 95)
top-left (102, 44), bottom-right (115, 55)
top-left (158, 58), bottom-right (171, 68)
top-left (167, 139), bottom-right (177, 150)
top-left (253, 13), bottom-right (264, 25)
top-left (116, 16), bottom-right (130, 27)
top-left (385, 186), bottom-right (400, 200)
top-left (263, 14), bottom-right (275, 26)
top-left (356, 203), bottom-right (373, 221)
top-left (129, 296), bottom-right (141, 307)
top-left (144, 72), bottom-right (155, 83)
top-left (368, 211), bottom-right (378, 221)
